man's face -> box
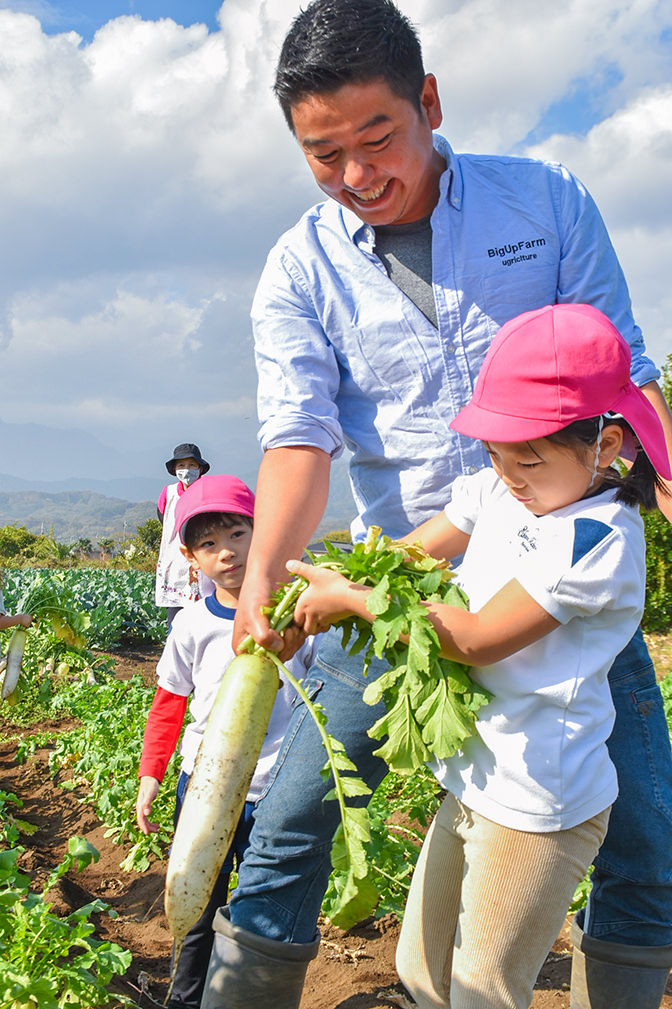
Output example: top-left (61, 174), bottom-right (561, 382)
top-left (290, 75), bottom-right (444, 226)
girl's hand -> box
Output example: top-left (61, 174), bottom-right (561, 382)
top-left (136, 776), bottom-right (160, 834)
top-left (286, 559), bottom-right (369, 635)
top-left (16, 613), bottom-right (32, 628)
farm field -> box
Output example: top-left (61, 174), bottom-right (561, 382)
top-left (0, 566), bottom-right (671, 1008)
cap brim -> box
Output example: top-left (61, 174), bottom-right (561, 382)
top-left (613, 385), bottom-right (672, 480)
top-left (452, 385), bottom-right (672, 481)
top-left (450, 400), bottom-right (574, 443)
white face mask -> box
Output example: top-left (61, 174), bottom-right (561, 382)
top-left (176, 467), bottom-right (200, 487)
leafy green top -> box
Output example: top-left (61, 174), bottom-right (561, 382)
top-left (304, 526), bottom-right (492, 771)
top-left (244, 527), bottom-right (493, 927)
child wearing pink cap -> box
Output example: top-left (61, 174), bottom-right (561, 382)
top-left (136, 474), bottom-right (318, 1009)
top-left (287, 304), bottom-right (671, 1009)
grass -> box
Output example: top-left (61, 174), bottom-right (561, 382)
top-left (644, 631), bottom-right (672, 679)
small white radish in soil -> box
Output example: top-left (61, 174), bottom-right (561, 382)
top-left (164, 651), bottom-right (280, 961)
top-left (1, 628), bottom-right (27, 701)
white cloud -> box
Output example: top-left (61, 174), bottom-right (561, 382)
top-left (416, 0), bottom-right (671, 152)
top-left (525, 85), bottom-right (672, 367)
top-left (0, 0), bottom-right (669, 469)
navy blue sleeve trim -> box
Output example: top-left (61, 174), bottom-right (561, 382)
top-left (571, 518), bottom-right (612, 567)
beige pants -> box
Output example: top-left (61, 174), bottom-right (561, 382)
top-left (396, 793), bottom-right (610, 1009)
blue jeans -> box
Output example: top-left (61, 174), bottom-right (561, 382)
top-left (230, 626), bottom-right (672, 947)
top-left (578, 628), bottom-right (672, 945)
top-left (229, 627), bottom-right (389, 942)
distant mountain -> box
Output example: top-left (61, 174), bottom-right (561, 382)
top-left (0, 418), bottom-right (159, 485)
top-left (0, 417), bottom-right (262, 503)
top-left (0, 489), bottom-right (155, 542)
top-left (0, 418), bottom-right (357, 541)
top-left (0, 471), bottom-right (165, 505)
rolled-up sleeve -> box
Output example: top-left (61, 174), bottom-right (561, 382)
top-left (253, 243), bottom-right (345, 458)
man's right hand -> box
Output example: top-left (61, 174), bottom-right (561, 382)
top-left (233, 573), bottom-right (284, 653)
top-left (231, 445), bottom-right (332, 656)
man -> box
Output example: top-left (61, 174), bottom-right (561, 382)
top-left (202, 2), bottom-right (672, 1007)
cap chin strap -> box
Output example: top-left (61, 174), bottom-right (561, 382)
top-left (589, 415), bottom-right (605, 488)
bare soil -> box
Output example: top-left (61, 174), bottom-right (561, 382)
top-left (1, 641), bottom-right (672, 1009)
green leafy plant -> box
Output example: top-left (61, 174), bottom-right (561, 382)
top-left (238, 527), bottom-right (489, 927)
top-left (642, 352), bottom-right (672, 633)
top-left (3, 569), bottom-right (165, 648)
top-left (321, 766), bottom-right (441, 922)
top-left (642, 508), bottom-right (672, 632)
top-left (0, 790), bottom-right (37, 848)
top-left (0, 837), bottom-right (133, 1008)
top-left (15, 674), bottom-right (178, 873)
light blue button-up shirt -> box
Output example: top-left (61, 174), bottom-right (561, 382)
top-left (253, 135), bottom-right (659, 540)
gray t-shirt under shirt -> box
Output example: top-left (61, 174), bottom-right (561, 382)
top-left (373, 215), bottom-right (437, 328)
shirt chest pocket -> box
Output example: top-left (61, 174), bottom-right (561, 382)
top-left (478, 266), bottom-right (560, 336)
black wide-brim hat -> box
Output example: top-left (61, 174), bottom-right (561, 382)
top-left (165, 442), bottom-right (210, 476)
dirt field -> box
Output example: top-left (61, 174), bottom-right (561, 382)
top-left (2, 640), bottom-right (672, 1009)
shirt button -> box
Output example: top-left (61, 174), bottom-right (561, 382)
top-left (446, 343), bottom-right (455, 354)
top-left (469, 466), bottom-right (479, 475)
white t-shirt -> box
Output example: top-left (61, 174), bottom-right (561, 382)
top-left (431, 468), bottom-right (645, 832)
top-left (157, 593), bottom-right (319, 800)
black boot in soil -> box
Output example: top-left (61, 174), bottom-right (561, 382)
top-left (570, 918), bottom-right (672, 1009)
top-left (200, 908), bottom-right (320, 1009)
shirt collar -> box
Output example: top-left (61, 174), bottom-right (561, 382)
top-left (337, 132), bottom-right (462, 249)
top-left (205, 592), bottom-right (237, 620)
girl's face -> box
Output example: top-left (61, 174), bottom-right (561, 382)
top-left (484, 438), bottom-right (596, 515)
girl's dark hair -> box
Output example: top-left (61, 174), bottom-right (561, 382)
top-left (183, 511), bottom-right (253, 551)
top-left (274, 0), bottom-right (425, 131)
top-left (547, 416), bottom-right (667, 511)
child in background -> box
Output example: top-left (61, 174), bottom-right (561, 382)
top-left (287, 303), bottom-right (671, 1009)
top-left (136, 474), bottom-right (318, 1009)
top-left (155, 442), bottom-right (211, 628)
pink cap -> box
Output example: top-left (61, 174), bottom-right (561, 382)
top-left (451, 303), bottom-right (671, 479)
top-left (175, 474), bottom-right (255, 543)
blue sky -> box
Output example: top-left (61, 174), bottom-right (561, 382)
top-left (0, 0), bottom-right (670, 488)
top-left (1, 0), bottom-right (221, 35)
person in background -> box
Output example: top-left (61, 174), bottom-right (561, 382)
top-left (203, 2), bottom-right (672, 1007)
top-left (155, 443), bottom-right (211, 628)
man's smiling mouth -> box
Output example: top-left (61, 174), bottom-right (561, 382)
top-left (348, 181), bottom-right (389, 202)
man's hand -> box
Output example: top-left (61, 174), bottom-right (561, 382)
top-left (231, 445), bottom-right (332, 655)
top-left (233, 573), bottom-right (288, 655)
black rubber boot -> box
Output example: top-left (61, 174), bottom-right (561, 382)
top-left (200, 908), bottom-right (320, 1009)
top-left (570, 918), bottom-right (672, 1009)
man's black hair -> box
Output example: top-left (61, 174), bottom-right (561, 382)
top-left (183, 511), bottom-right (253, 551)
top-left (274, 0), bottom-right (425, 131)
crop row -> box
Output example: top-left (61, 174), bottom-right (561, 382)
top-left (2, 568), bottom-right (165, 649)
